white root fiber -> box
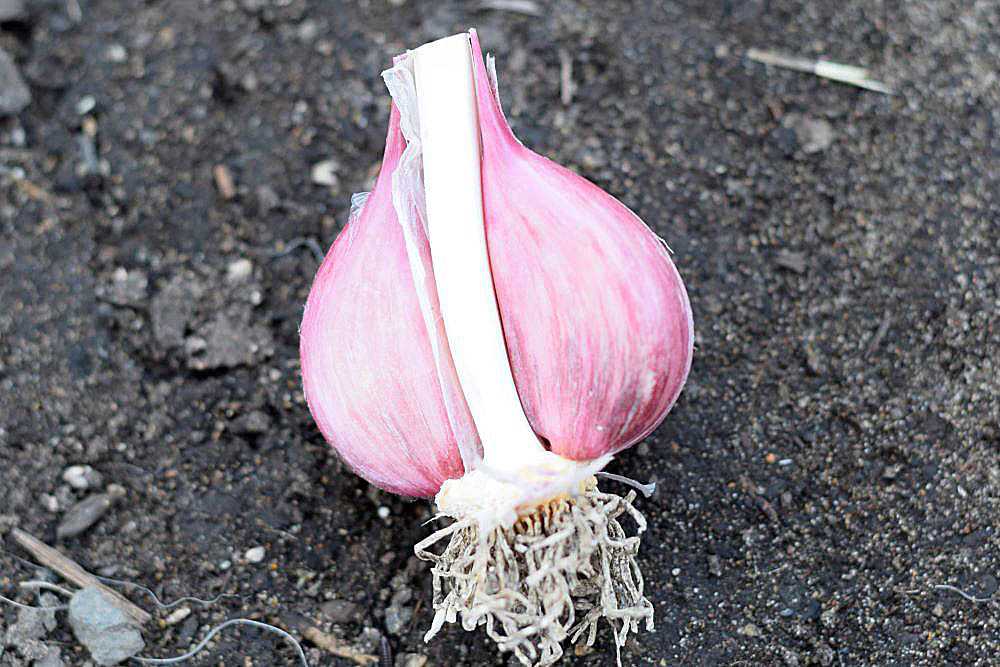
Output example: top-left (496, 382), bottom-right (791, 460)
top-left (415, 481), bottom-right (654, 666)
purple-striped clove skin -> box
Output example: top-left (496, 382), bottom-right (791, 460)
top-left (300, 105), bottom-right (474, 498)
top-left (468, 31), bottom-right (693, 463)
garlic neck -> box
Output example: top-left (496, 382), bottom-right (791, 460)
top-left (413, 33), bottom-right (546, 477)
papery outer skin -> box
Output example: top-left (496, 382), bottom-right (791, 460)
top-left (469, 31), bottom-right (695, 462)
top-left (299, 104), bottom-right (475, 498)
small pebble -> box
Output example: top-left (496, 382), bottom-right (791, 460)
top-left (0, 0), bottom-right (26, 22)
top-left (69, 587), bottom-right (145, 666)
top-left (320, 599), bottom-right (361, 624)
top-left (255, 184), bottom-right (280, 213)
top-left (707, 554), bottom-right (722, 577)
top-left (354, 627), bottom-right (383, 654)
top-left (738, 622), bottom-right (762, 637)
top-left (782, 113), bottom-right (834, 154)
top-left (780, 491), bottom-right (794, 509)
top-left (105, 44), bottom-right (128, 63)
top-left (76, 95), bottom-right (97, 115)
top-left (384, 587), bottom-right (414, 635)
top-left (377, 506), bottom-right (391, 520)
top-left (35, 647), bottom-right (65, 667)
top-left (297, 18), bottom-right (320, 43)
top-left (103, 267), bottom-right (148, 306)
top-left (62, 464), bottom-right (103, 490)
top-left (213, 164), bottom-right (237, 200)
top-left (226, 258), bottom-right (254, 283)
top-left (232, 409), bottom-right (270, 435)
top-left (780, 647), bottom-right (801, 667)
top-left (0, 48), bottom-right (31, 116)
top-left (671, 567), bottom-right (681, 577)
top-left (164, 606), bottom-right (192, 626)
top-left (814, 643), bottom-right (835, 666)
top-left (57, 492), bottom-right (116, 539)
top-left (40, 493), bottom-right (59, 513)
top-left (311, 159), bottom-right (339, 187)
top-left (245, 546), bottom-right (266, 563)
top-left (776, 250), bottom-right (807, 274)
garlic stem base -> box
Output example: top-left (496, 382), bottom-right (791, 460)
top-left (415, 483), bottom-right (654, 667)
top-left (435, 453), bottom-right (611, 528)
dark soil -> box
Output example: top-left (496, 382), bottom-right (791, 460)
top-left (2, 1), bottom-right (998, 665)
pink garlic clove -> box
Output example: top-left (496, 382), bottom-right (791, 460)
top-left (468, 32), bottom-right (695, 461)
top-left (299, 105), bottom-right (474, 497)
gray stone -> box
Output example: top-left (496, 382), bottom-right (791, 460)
top-left (4, 598), bottom-right (57, 660)
top-left (0, 48), bottom-right (31, 116)
top-left (57, 493), bottom-right (114, 539)
top-left (68, 588), bottom-right (144, 666)
top-left (775, 250), bottom-right (807, 274)
top-left (354, 627), bottom-right (382, 654)
top-left (310, 159), bottom-right (339, 187)
top-left (34, 646), bottom-right (65, 667)
top-left (232, 410), bottom-right (271, 435)
top-left (320, 599), bottom-right (362, 624)
top-left (0, 0), bottom-right (26, 22)
top-left (150, 275), bottom-right (202, 349)
top-left (384, 588), bottom-right (414, 635)
top-left (100, 268), bottom-right (148, 307)
top-left (225, 258), bottom-right (253, 284)
top-left (62, 465), bottom-right (103, 490)
top-left (396, 654), bottom-right (428, 667)
top-left (186, 313), bottom-right (272, 370)
top-left (783, 113), bottom-right (835, 154)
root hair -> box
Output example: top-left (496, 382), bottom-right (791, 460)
top-left (415, 483), bottom-right (653, 666)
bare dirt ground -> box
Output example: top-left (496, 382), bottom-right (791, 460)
top-left (1, 1), bottom-right (998, 665)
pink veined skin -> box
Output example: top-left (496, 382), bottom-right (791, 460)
top-left (469, 31), bottom-right (695, 461)
top-left (299, 105), bottom-right (473, 498)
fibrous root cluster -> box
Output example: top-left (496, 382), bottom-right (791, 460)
top-left (415, 482), bottom-right (653, 666)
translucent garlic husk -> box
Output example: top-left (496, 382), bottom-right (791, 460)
top-left (300, 30), bottom-right (693, 666)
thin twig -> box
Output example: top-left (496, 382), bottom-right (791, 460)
top-left (19, 581), bottom-right (76, 598)
top-left (302, 625), bottom-right (379, 665)
top-left (11, 528), bottom-right (152, 626)
top-left (268, 237), bottom-right (326, 265)
top-left (866, 313), bottom-right (893, 357)
top-left (0, 595), bottom-right (68, 612)
top-left (95, 574), bottom-right (242, 610)
top-left (934, 584), bottom-right (995, 604)
top-left (559, 49), bottom-right (574, 106)
top-left (133, 619), bottom-right (308, 666)
top-left (747, 48), bottom-right (894, 94)
top-left (14, 178), bottom-right (57, 205)
top-left (477, 0), bottom-right (541, 16)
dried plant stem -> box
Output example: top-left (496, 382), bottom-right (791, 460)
top-left (302, 626), bottom-right (379, 665)
top-left (11, 527), bottom-right (152, 626)
top-left (415, 484), bottom-right (653, 667)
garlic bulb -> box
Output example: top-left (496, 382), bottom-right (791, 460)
top-left (300, 30), bottom-right (693, 666)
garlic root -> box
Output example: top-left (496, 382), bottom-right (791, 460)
top-left (415, 481), bottom-right (653, 667)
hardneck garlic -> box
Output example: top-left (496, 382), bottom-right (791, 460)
top-left (300, 30), bottom-right (693, 666)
